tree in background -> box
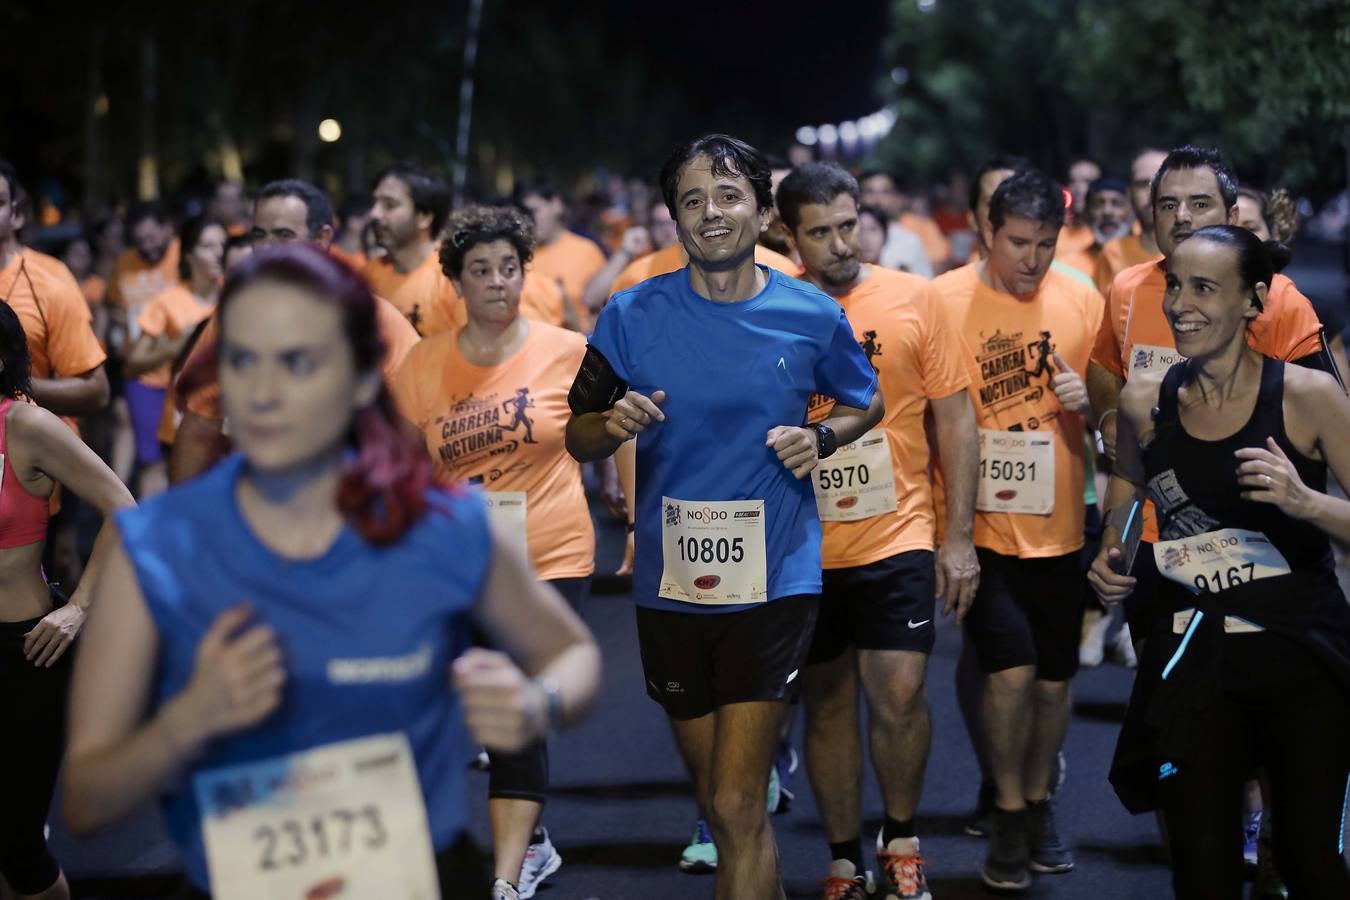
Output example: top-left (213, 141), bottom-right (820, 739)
top-left (876, 0), bottom-right (1350, 197)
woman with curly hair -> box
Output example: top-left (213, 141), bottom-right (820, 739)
top-left (393, 206), bottom-right (595, 900)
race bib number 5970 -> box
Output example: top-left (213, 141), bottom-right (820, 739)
top-left (195, 733), bottom-right (440, 900)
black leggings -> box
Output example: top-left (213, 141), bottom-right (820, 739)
top-left (485, 577), bottom-right (589, 805)
top-left (0, 614), bottom-right (73, 894)
top-left (1159, 641), bottom-right (1350, 899)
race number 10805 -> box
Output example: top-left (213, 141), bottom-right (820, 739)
top-left (675, 536), bottom-right (745, 565)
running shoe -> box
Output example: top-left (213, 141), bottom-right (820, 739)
top-left (982, 807), bottom-right (1031, 892)
top-left (774, 739), bottom-right (799, 811)
top-left (821, 858), bottom-right (875, 899)
top-left (963, 782), bottom-right (996, 837)
top-left (516, 827), bottom-right (562, 899)
top-left (491, 878), bottom-right (520, 900)
top-left (767, 763), bottom-right (783, 814)
top-left (1026, 797), bottom-right (1074, 874)
top-left (1252, 816), bottom-right (1288, 898)
top-left (679, 818), bottom-right (718, 873)
top-left (876, 832), bottom-right (930, 900)
top-left (1079, 609), bottom-right (1110, 667)
top-left (1111, 624), bottom-right (1138, 668)
top-left (1243, 809), bottom-right (1262, 875)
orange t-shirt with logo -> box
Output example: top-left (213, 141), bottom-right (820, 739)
top-left (808, 268), bottom-right (970, 568)
top-left (363, 250), bottom-right (459, 338)
top-left (136, 284), bottom-right (215, 389)
top-left (532, 231), bottom-right (607, 330)
top-left (392, 322), bottom-right (594, 580)
top-left (107, 240), bottom-right (181, 318)
top-left (1093, 234), bottom-right (1157, 296)
top-left (1, 249), bottom-right (107, 382)
top-left (900, 212), bottom-right (950, 266)
top-left (932, 263), bottom-right (1103, 558)
top-left (181, 295), bottom-right (420, 420)
top-left (609, 243), bottom-right (800, 296)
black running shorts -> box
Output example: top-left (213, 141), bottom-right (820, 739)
top-left (964, 548), bottom-right (1084, 681)
top-left (635, 594), bottom-right (819, 720)
top-left (807, 549), bottom-right (937, 664)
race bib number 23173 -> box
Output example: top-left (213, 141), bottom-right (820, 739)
top-left (194, 733), bottom-right (441, 900)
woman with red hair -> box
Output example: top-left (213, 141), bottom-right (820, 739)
top-left (61, 244), bottom-right (601, 898)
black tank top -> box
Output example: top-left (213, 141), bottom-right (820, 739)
top-left (1143, 356), bottom-right (1336, 582)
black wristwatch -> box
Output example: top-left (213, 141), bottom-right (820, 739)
top-left (811, 423), bottom-right (838, 459)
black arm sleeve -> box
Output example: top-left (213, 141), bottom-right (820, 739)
top-left (568, 344), bottom-right (629, 415)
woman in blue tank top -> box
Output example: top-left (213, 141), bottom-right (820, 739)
top-left (60, 246), bottom-right (601, 899)
top-left (1089, 226), bottom-right (1350, 899)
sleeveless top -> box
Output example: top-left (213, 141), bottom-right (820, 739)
top-left (1143, 356), bottom-right (1337, 600)
top-left (0, 398), bottom-right (51, 548)
top-left (1110, 358), bottom-right (1350, 814)
top-left (116, 453), bottom-right (492, 890)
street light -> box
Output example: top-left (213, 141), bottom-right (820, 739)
top-left (318, 118), bottom-right (342, 143)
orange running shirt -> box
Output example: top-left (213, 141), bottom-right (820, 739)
top-left (182, 295), bottom-right (420, 420)
top-left (1093, 234), bottom-right (1157, 296)
top-left (136, 284), bottom-right (215, 389)
top-left (808, 268), bottom-right (970, 568)
top-left (107, 240), bottom-right (181, 315)
top-left (0, 249), bottom-right (106, 381)
top-left (1091, 261), bottom-right (1323, 380)
top-left (363, 249), bottom-right (458, 338)
top-left (531, 231), bottom-right (606, 330)
top-left (900, 212), bottom-right (950, 266)
top-left (932, 264), bottom-right (1103, 558)
top-left (609, 243), bottom-right (800, 296)
top-left (392, 322), bottom-right (594, 580)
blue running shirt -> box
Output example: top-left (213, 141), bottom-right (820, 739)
top-left (116, 454), bottom-right (491, 890)
top-left (589, 266), bottom-right (877, 613)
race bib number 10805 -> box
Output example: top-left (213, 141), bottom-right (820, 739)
top-left (659, 497), bottom-right (768, 605)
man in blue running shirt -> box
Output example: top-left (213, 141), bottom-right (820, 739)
top-left (567, 134), bottom-right (883, 899)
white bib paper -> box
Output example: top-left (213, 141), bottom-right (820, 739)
top-left (1153, 527), bottom-right (1291, 596)
top-left (976, 430), bottom-right (1055, 515)
top-left (195, 733), bottom-right (440, 900)
top-left (659, 497), bottom-right (768, 605)
top-left (484, 491), bottom-right (528, 557)
top-left (1127, 343), bottom-right (1185, 380)
top-left (813, 429), bottom-right (898, 522)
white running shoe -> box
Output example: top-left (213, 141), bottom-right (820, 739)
top-left (517, 827), bottom-right (563, 899)
top-left (491, 878), bottom-right (520, 900)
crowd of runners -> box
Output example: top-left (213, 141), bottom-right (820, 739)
top-left (0, 131), bottom-right (1348, 900)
